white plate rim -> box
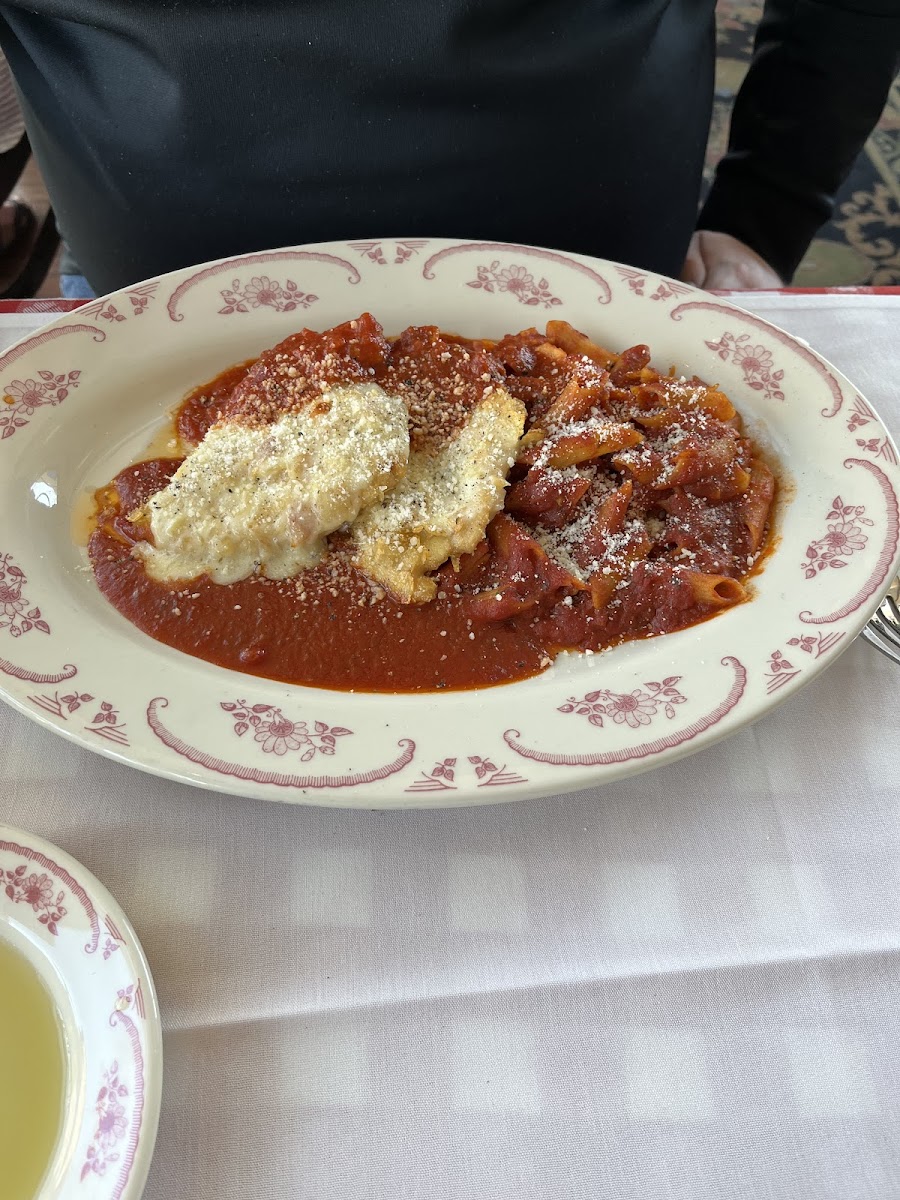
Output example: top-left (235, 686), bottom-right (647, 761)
top-left (0, 237), bottom-right (897, 808)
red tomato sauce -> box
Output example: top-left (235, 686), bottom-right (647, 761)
top-left (90, 457), bottom-right (547, 690)
top-left (88, 315), bottom-right (776, 693)
top-left (176, 361), bottom-right (253, 446)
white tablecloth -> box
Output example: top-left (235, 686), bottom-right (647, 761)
top-left (2, 294), bottom-right (899, 1200)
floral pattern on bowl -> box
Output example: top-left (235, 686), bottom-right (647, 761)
top-left (0, 825), bottom-right (162, 1200)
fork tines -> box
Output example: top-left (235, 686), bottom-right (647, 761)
top-left (862, 587), bottom-right (900, 666)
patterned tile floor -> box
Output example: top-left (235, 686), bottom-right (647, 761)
top-left (711, 0), bottom-right (900, 285)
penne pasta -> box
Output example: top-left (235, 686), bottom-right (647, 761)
top-left (741, 459), bottom-right (777, 551)
top-left (545, 320), bottom-right (618, 368)
top-left (542, 424), bottom-right (643, 469)
top-left (541, 379), bottom-right (601, 427)
top-left (682, 570), bottom-right (746, 607)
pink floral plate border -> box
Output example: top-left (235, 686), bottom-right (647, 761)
top-left (0, 238), bottom-right (897, 807)
top-left (0, 825), bottom-right (163, 1199)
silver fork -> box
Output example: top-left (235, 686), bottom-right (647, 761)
top-left (861, 575), bottom-right (900, 665)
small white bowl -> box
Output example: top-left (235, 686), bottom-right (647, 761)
top-left (0, 825), bottom-right (162, 1199)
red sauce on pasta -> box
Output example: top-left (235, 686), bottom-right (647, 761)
top-left (88, 314), bottom-right (776, 692)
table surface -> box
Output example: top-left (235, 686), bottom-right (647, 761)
top-left (2, 292), bottom-right (899, 1200)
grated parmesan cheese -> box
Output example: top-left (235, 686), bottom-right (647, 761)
top-left (351, 385), bottom-right (525, 603)
top-left (133, 381), bottom-right (409, 585)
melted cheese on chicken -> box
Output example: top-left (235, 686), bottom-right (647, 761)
top-left (134, 381), bottom-right (409, 584)
top-left (351, 385), bottom-right (526, 603)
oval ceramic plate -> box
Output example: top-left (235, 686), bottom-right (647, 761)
top-left (0, 825), bottom-right (162, 1198)
top-left (0, 239), bottom-right (897, 807)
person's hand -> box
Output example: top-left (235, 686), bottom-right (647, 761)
top-left (681, 230), bottom-right (783, 291)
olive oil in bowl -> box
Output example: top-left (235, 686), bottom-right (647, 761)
top-left (0, 937), bottom-right (66, 1200)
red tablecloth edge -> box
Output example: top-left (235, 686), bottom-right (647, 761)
top-left (0, 298), bottom-right (85, 312)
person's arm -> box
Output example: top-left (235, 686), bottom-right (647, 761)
top-left (694, 0), bottom-right (900, 284)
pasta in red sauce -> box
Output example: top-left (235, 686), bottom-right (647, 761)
top-left (88, 314), bottom-right (776, 692)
